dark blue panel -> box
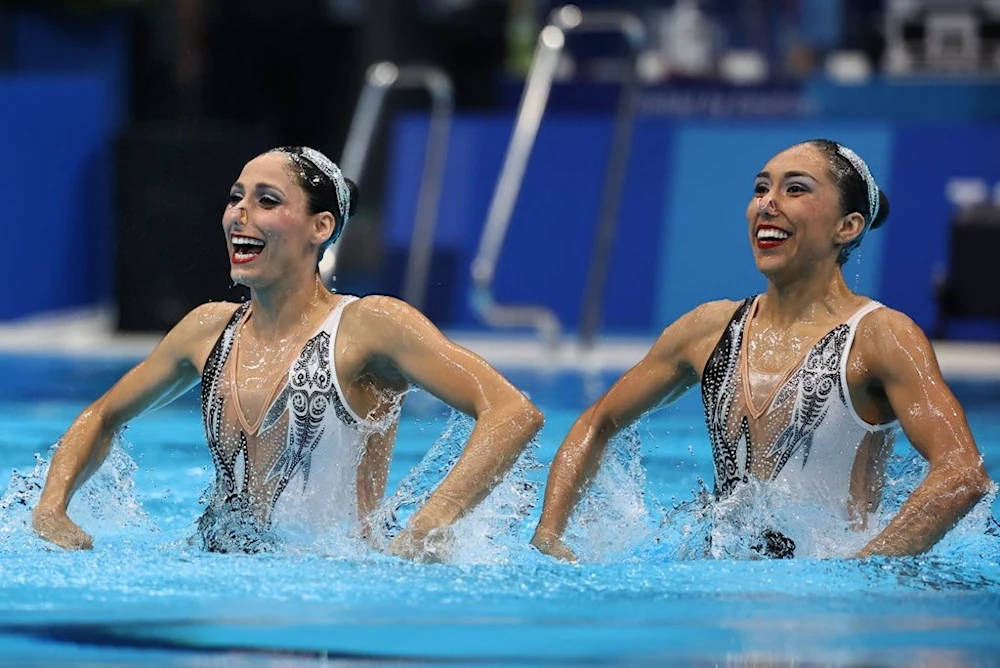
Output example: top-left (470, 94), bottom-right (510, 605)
top-left (0, 76), bottom-right (114, 320)
top-left (11, 10), bottom-right (129, 128)
top-left (882, 125), bottom-right (1000, 335)
top-left (384, 114), bottom-right (674, 331)
top-left (657, 122), bottom-right (892, 326)
top-left (600, 119), bottom-right (674, 331)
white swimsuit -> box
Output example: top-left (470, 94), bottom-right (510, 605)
top-left (700, 296), bottom-right (899, 555)
top-left (198, 296), bottom-right (381, 551)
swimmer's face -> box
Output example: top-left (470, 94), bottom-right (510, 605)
top-left (747, 144), bottom-right (865, 281)
top-left (223, 153), bottom-right (333, 288)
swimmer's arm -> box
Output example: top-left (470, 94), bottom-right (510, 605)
top-left (857, 311), bottom-right (992, 557)
top-left (33, 303), bottom-right (235, 548)
top-left (532, 301), bottom-right (731, 554)
top-left (351, 296), bottom-right (543, 541)
top-left (356, 422), bottom-right (398, 545)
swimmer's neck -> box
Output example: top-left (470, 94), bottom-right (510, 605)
top-left (246, 273), bottom-right (337, 340)
top-left (760, 267), bottom-right (857, 328)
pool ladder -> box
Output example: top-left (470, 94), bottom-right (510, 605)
top-left (320, 61), bottom-right (454, 314)
top-left (470, 4), bottom-right (646, 348)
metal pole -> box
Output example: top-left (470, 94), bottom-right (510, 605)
top-left (574, 11), bottom-right (645, 347)
top-left (468, 5), bottom-right (645, 349)
top-left (470, 25), bottom-right (566, 347)
top-left (320, 62), bottom-right (454, 310)
top-left (401, 67), bottom-right (452, 310)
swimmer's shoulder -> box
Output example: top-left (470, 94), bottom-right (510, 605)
top-left (160, 301), bottom-right (246, 368)
top-left (666, 299), bottom-right (745, 342)
top-left (648, 299), bottom-right (744, 366)
top-left (175, 301), bottom-right (245, 336)
top-left (854, 302), bottom-right (914, 332)
top-left (339, 293), bottom-right (426, 335)
top-left (851, 304), bottom-right (935, 369)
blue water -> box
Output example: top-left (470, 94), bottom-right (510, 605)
top-left (1, 354), bottom-right (999, 666)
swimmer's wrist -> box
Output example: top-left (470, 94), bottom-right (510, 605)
top-left (531, 525), bottom-right (561, 542)
top-left (35, 490), bottom-right (69, 516)
top-left (410, 494), bottom-right (465, 534)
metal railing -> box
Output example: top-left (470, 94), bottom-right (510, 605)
top-left (469, 5), bottom-right (646, 348)
top-left (320, 61), bottom-right (454, 312)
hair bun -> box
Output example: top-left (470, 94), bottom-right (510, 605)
top-left (871, 189), bottom-right (890, 230)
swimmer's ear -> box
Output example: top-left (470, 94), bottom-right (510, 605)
top-left (835, 211), bottom-right (866, 247)
top-left (312, 210), bottom-right (337, 247)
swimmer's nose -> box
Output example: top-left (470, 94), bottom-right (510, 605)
top-left (234, 207), bottom-right (248, 226)
top-left (756, 196), bottom-right (777, 215)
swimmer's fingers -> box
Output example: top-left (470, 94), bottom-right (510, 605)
top-left (31, 507), bottom-right (93, 551)
top-left (388, 526), bottom-right (453, 564)
top-left (530, 532), bottom-right (578, 563)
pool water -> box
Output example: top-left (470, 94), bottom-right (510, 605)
top-left (0, 354), bottom-right (998, 665)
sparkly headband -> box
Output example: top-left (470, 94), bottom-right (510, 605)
top-left (299, 147), bottom-right (352, 242)
top-left (836, 145), bottom-right (879, 230)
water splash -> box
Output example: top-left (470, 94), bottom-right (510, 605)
top-left (561, 434), bottom-right (1000, 568)
top-left (563, 425), bottom-right (664, 563)
top-left (371, 410), bottom-right (545, 565)
top-left (0, 436), bottom-right (154, 551)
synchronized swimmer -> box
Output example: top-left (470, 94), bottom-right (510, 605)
top-left (531, 139), bottom-right (991, 560)
top-left (33, 146), bottom-right (543, 560)
top-left (32, 141), bottom-right (992, 561)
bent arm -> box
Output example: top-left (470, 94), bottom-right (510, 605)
top-left (356, 422), bottom-right (399, 544)
top-left (531, 329), bottom-right (698, 551)
top-left (353, 297), bottom-right (544, 539)
top-left (34, 304), bottom-right (233, 548)
top-left (858, 313), bottom-right (992, 557)
top-left (38, 350), bottom-right (198, 512)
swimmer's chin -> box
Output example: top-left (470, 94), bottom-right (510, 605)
top-left (228, 268), bottom-right (265, 290)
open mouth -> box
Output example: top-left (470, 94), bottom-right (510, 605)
top-left (231, 234), bottom-right (265, 264)
top-left (756, 225), bottom-right (791, 250)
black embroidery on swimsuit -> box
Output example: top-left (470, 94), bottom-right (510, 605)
top-left (752, 528), bottom-right (796, 559)
top-left (772, 368), bottom-right (800, 408)
top-left (206, 395), bottom-right (224, 456)
top-left (702, 298), bottom-right (754, 498)
top-left (199, 431), bottom-right (276, 553)
top-left (198, 303), bottom-right (270, 553)
top-left (201, 303), bottom-right (249, 448)
top-left (713, 415), bottom-right (752, 498)
top-left (197, 300), bottom-right (363, 552)
top-left (260, 384), bottom-right (291, 435)
top-left (216, 430), bottom-right (251, 499)
top-left (767, 325), bottom-right (849, 478)
top-left (265, 331), bottom-right (355, 512)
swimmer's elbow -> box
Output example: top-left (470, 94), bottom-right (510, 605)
top-left (580, 404), bottom-right (618, 442)
top-left (938, 460), bottom-right (993, 510)
top-left (516, 395), bottom-right (544, 439)
top-left (483, 392), bottom-right (543, 445)
top-left (527, 402), bottom-right (545, 435)
top-left (963, 464), bottom-right (993, 503)
top-left (88, 397), bottom-right (127, 436)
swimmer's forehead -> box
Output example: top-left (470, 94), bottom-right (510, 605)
top-left (756, 144), bottom-right (828, 181)
top-left (232, 153), bottom-right (295, 191)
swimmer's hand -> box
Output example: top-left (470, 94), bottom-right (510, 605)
top-left (32, 506), bottom-right (92, 550)
top-left (388, 525), bottom-right (454, 564)
top-left (530, 529), bottom-right (578, 563)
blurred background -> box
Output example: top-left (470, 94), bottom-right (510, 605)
top-left (1, 0), bottom-right (999, 344)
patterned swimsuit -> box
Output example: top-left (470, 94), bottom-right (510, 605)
top-left (198, 296), bottom-right (380, 552)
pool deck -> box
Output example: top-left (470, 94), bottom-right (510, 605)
top-left (2, 306), bottom-right (1000, 380)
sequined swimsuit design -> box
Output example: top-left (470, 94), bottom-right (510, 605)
top-left (701, 297), bottom-right (899, 517)
top-left (197, 297), bottom-right (374, 552)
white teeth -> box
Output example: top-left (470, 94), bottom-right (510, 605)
top-left (757, 228), bottom-right (790, 240)
top-left (232, 235), bottom-right (265, 247)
